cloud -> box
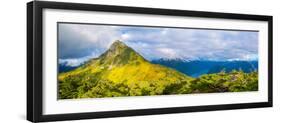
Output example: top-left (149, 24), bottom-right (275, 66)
top-left (122, 27), bottom-right (258, 61)
top-left (58, 23), bottom-right (258, 66)
top-left (156, 48), bottom-right (178, 59)
top-left (59, 57), bottom-right (90, 67)
top-left (58, 23), bottom-right (122, 59)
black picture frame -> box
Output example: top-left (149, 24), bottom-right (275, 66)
top-left (27, 1), bottom-right (273, 122)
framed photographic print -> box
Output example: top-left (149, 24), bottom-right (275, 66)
top-left (27, 1), bottom-right (273, 122)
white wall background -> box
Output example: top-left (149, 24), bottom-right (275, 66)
top-left (0, 0), bottom-right (279, 123)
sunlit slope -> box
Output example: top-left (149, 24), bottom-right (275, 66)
top-left (58, 40), bottom-right (193, 99)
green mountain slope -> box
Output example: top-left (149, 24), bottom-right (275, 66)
top-left (188, 70), bottom-right (258, 93)
top-left (58, 40), bottom-right (193, 99)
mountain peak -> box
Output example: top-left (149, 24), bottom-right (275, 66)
top-left (112, 40), bottom-right (125, 46)
top-left (109, 40), bottom-right (127, 51)
top-left (98, 40), bottom-right (147, 66)
top-left (107, 40), bottom-right (131, 55)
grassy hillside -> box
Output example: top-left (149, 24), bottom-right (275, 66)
top-left (174, 70), bottom-right (258, 94)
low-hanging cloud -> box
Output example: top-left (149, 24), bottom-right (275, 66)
top-left (58, 23), bottom-right (258, 66)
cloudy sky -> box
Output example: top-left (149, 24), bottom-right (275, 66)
top-left (58, 23), bottom-right (258, 67)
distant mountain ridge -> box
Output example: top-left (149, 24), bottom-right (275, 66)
top-left (152, 59), bottom-right (258, 77)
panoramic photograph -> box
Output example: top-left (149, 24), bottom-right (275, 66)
top-left (58, 23), bottom-right (258, 99)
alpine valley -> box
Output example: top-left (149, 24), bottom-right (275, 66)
top-left (58, 40), bottom-right (258, 99)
